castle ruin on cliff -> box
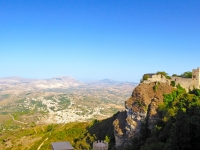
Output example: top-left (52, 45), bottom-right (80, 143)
top-left (143, 67), bottom-right (200, 91)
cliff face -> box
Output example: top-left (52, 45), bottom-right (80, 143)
top-left (113, 82), bottom-right (174, 148)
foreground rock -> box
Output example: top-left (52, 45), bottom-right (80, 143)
top-left (113, 82), bottom-right (174, 148)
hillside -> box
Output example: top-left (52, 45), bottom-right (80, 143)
top-left (1, 78), bottom-right (200, 150)
top-left (113, 82), bottom-right (200, 150)
top-left (0, 122), bottom-right (92, 150)
top-left (0, 113), bottom-right (120, 150)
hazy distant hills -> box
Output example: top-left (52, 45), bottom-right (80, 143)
top-left (0, 76), bottom-right (36, 83)
top-left (0, 76), bottom-right (83, 90)
top-left (89, 79), bottom-right (137, 86)
top-left (0, 76), bottom-right (138, 91)
top-left (33, 76), bottom-right (84, 89)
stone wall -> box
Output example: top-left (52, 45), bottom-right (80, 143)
top-left (143, 74), bottom-right (170, 85)
top-left (171, 77), bottom-right (193, 91)
top-left (143, 68), bottom-right (200, 91)
top-left (192, 68), bottom-right (200, 89)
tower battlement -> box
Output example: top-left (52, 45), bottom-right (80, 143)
top-left (93, 140), bottom-right (108, 150)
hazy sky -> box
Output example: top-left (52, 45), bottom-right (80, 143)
top-left (1, 0), bottom-right (200, 82)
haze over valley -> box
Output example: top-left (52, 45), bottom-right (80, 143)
top-left (0, 76), bottom-right (137, 128)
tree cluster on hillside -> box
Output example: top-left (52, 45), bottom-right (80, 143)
top-left (172, 71), bottom-right (192, 78)
top-left (126, 85), bottom-right (200, 150)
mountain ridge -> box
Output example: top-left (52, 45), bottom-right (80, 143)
top-left (0, 76), bottom-right (138, 90)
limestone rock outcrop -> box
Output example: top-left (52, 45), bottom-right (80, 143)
top-left (113, 82), bottom-right (174, 148)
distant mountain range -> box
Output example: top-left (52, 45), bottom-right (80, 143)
top-left (88, 79), bottom-right (137, 86)
top-left (0, 76), bottom-right (138, 91)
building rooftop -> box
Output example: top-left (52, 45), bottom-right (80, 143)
top-left (52, 141), bottom-right (74, 150)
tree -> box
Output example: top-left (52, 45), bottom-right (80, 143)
top-left (156, 71), bottom-right (171, 79)
top-left (46, 124), bottom-right (54, 132)
top-left (180, 71), bottom-right (192, 78)
top-left (172, 74), bottom-right (178, 77)
top-left (105, 135), bottom-right (110, 143)
top-left (170, 81), bottom-right (176, 87)
top-left (143, 74), bottom-right (150, 81)
top-left (156, 71), bottom-right (168, 77)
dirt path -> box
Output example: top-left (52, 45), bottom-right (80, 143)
top-left (41, 126), bottom-right (44, 132)
top-left (9, 113), bottom-right (27, 124)
top-left (37, 137), bottom-right (48, 150)
top-left (34, 128), bottom-right (37, 134)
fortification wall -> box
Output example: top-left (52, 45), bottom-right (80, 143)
top-left (143, 68), bottom-right (200, 91)
top-left (192, 68), bottom-right (200, 89)
top-left (170, 77), bottom-right (193, 91)
top-left (143, 74), bottom-right (170, 85)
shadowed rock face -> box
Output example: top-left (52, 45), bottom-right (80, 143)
top-left (113, 82), bottom-right (174, 148)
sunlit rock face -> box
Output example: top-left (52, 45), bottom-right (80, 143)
top-left (113, 82), bottom-right (174, 148)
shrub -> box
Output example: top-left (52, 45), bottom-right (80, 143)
top-left (143, 74), bottom-right (150, 80)
top-left (156, 71), bottom-right (171, 79)
top-left (153, 85), bottom-right (158, 92)
top-left (180, 71), bottom-right (192, 78)
top-left (170, 81), bottom-right (176, 87)
top-left (172, 74), bottom-right (178, 77)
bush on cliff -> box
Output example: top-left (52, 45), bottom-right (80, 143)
top-left (142, 74), bottom-right (150, 81)
top-left (156, 71), bottom-right (171, 79)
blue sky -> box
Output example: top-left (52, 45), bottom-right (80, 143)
top-left (0, 0), bottom-right (200, 82)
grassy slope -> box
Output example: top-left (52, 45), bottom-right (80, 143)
top-left (0, 112), bottom-right (119, 150)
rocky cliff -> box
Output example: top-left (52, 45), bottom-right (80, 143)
top-left (113, 82), bottom-right (174, 148)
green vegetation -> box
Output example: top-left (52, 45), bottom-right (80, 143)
top-left (0, 122), bottom-right (94, 150)
top-left (141, 71), bottom-right (173, 83)
top-left (156, 71), bottom-right (168, 77)
top-left (172, 71), bottom-right (192, 78)
top-left (156, 71), bottom-right (171, 79)
top-left (172, 74), bottom-right (178, 77)
top-left (126, 85), bottom-right (200, 150)
top-left (140, 74), bottom-right (150, 83)
top-left (153, 85), bottom-right (158, 92)
top-left (142, 74), bottom-right (150, 81)
top-left (89, 112), bottom-right (119, 149)
top-left (170, 81), bottom-right (176, 87)
top-left (180, 71), bottom-right (192, 78)
top-left (0, 113), bottom-right (119, 150)
top-left (105, 135), bottom-right (110, 143)
top-left (58, 97), bottom-right (70, 106)
top-left (1, 94), bottom-right (10, 98)
top-left (135, 100), bottom-right (146, 109)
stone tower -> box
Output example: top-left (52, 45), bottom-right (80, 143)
top-left (93, 141), bottom-right (108, 150)
top-left (192, 68), bottom-right (200, 89)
